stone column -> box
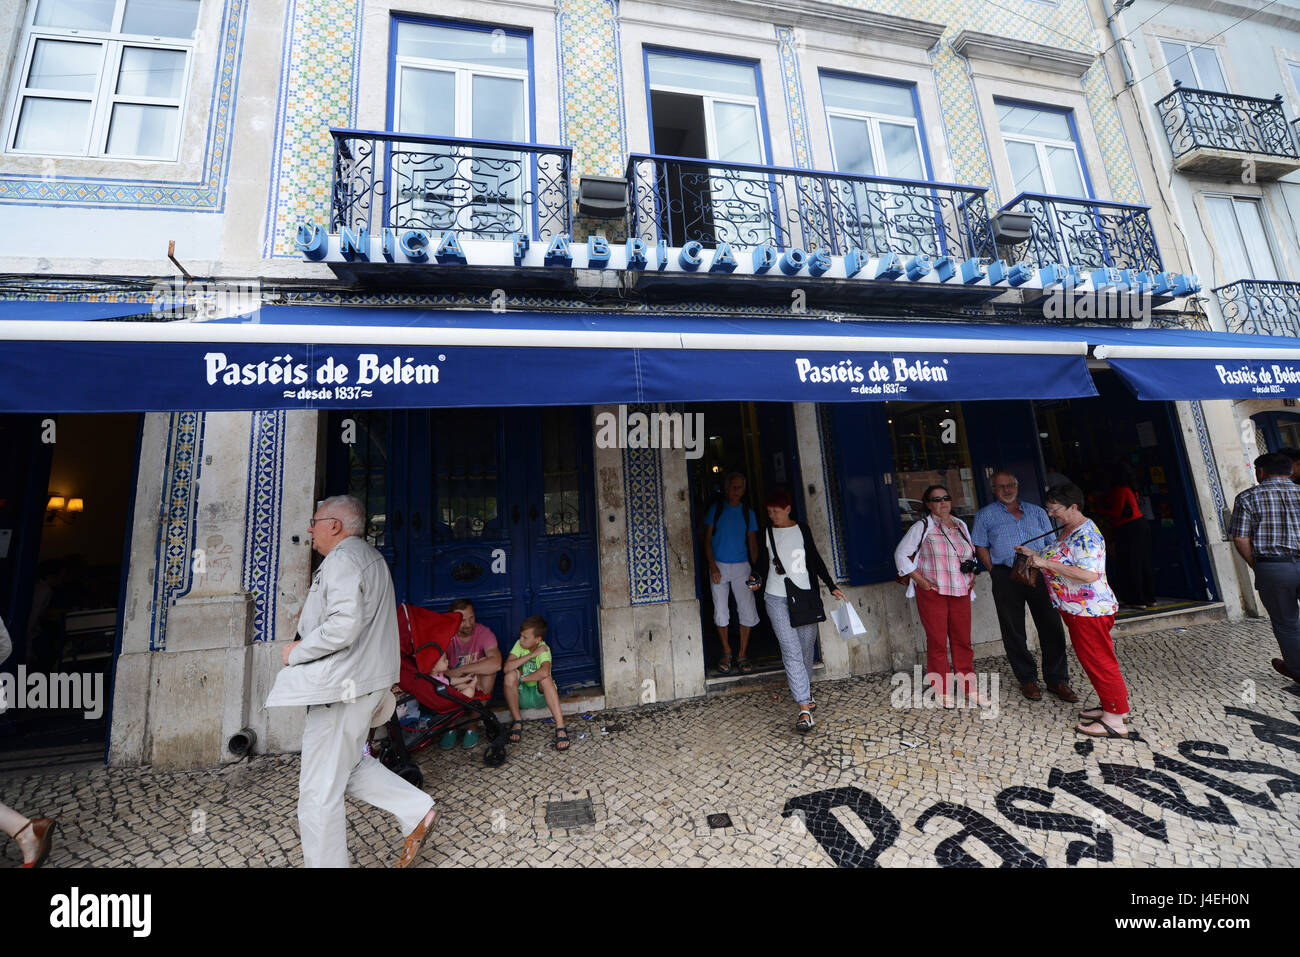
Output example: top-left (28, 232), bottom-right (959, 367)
top-left (595, 404), bottom-right (705, 709)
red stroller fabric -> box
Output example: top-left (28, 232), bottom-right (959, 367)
top-left (397, 603), bottom-right (476, 714)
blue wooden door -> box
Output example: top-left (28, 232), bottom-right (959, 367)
top-left (401, 407), bottom-right (601, 691)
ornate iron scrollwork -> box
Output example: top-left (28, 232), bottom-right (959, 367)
top-left (625, 153), bottom-right (994, 260)
top-left (1156, 86), bottom-right (1299, 162)
top-left (331, 130), bottom-right (572, 239)
top-left (1216, 280), bottom-right (1300, 336)
top-left (997, 194), bottom-right (1161, 273)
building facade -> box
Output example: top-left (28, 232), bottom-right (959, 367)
top-left (0, 0), bottom-right (1271, 768)
top-left (1097, 0), bottom-right (1300, 492)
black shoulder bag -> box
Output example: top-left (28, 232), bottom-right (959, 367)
top-left (767, 524), bottom-right (826, 627)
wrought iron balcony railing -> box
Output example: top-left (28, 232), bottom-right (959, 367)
top-left (1155, 85), bottom-right (1300, 176)
top-left (1215, 279), bottom-right (1300, 336)
top-left (625, 153), bottom-right (995, 261)
top-left (996, 193), bottom-right (1162, 273)
top-left (330, 128), bottom-right (572, 239)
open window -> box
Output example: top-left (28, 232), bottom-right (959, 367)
top-left (646, 50), bottom-right (772, 246)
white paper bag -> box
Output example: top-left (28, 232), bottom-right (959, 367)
top-left (830, 602), bottom-right (866, 640)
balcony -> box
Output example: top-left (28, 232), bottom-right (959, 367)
top-left (624, 153), bottom-right (995, 261)
top-left (1155, 85), bottom-right (1300, 180)
top-left (1215, 279), bottom-right (1300, 336)
top-left (997, 193), bottom-right (1162, 273)
top-left (329, 128), bottom-right (572, 240)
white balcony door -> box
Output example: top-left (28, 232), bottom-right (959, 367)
top-left (1161, 40), bottom-right (1227, 91)
top-left (647, 52), bottom-right (770, 246)
top-left (392, 21), bottom-right (529, 236)
top-left (1205, 195), bottom-right (1280, 283)
top-left (823, 74), bottom-right (928, 256)
top-left (997, 102), bottom-right (1094, 265)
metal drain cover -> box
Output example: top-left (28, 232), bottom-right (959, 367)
top-left (545, 798), bottom-right (596, 829)
top-left (706, 813), bottom-right (733, 829)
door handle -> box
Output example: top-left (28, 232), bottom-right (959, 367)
top-left (412, 512), bottom-right (422, 533)
top-left (392, 510), bottom-right (403, 532)
top-left (512, 505), bottom-right (520, 524)
top-left (529, 504), bottom-right (538, 522)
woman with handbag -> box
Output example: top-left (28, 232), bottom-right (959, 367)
top-left (1015, 483), bottom-right (1131, 739)
top-left (749, 488), bottom-right (844, 733)
top-left (895, 485), bottom-right (988, 708)
top-left (0, 617), bottom-right (57, 867)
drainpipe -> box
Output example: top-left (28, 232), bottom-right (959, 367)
top-left (1107, 0), bottom-right (1137, 88)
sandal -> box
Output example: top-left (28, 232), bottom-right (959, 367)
top-left (717, 654), bottom-right (734, 675)
top-left (1075, 720), bottom-right (1130, 739)
top-left (507, 720), bottom-right (523, 744)
top-left (795, 710), bottom-right (814, 734)
top-left (1079, 707), bottom-right (1134, 721)
top-left (808, 697), bottom-right (817, 712)
top-left (15, 817), bottom-right (55, 869)
top-left (738, 657), bottom-right (753, 673)
top-left (554, 727), bottom-right (570, 751)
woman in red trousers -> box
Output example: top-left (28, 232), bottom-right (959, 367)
top-left (1017, 483), bottom-right (1132, 738)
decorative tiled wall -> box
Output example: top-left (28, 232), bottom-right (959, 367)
top-left (264, 0), bottom-right (363, 257)
top-left (0, 0), bottom-right (248, 211)
top-left (149, 413), bottom-right (205, 651)
top-left (623, 412), bottom-right (671, 605)
top-left (1189, 400), bottom-right (1228, 539)
top-left (774, 26), bottom-right (814, 168)
top-left (242, 411), bottom-right (286, 643)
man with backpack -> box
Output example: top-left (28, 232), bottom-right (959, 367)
top-left (702, 472), bottom-right (760, 673)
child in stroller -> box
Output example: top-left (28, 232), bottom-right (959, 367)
top-left (373, 603), bottom-right (508, 789)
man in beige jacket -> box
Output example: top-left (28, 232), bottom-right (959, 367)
top-left (266, 495), bottom-right (435, 867)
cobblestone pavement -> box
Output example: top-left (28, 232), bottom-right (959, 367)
top-left (2, 618), bottom-right (1298, 868)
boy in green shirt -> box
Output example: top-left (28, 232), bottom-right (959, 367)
top-left (503, 615), bottom-right (568, 751)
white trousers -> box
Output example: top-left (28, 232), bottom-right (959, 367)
top-left (710, 560), bottom-right (760, 628)
top-left (298, 687), bottom-right (435, 868)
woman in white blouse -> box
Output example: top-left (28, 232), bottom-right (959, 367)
top-left (750, 488), bottom-right (844, 732)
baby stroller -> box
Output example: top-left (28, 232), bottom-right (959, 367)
top-left (373, 603), bottom-right (508, 789)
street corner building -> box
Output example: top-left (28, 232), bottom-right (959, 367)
top-left (0, 0), bottom-right (1297, 770)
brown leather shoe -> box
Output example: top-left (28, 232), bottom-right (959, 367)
top-left (1272, 658), bottom-right (1300, 683)
top-left (1020, 681), bottom-right (1042, 700)
top-left (395, 806), bottom-right (437, 869)
top-left (1046, 683), bottom-right (1079, 703)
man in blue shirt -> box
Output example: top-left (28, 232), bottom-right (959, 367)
top-left (702, 472), bottom-right (760, 673)
top-left (971, 470), bottom-right (1076, 702)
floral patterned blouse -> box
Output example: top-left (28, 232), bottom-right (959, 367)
top-left (1041, 519), bottom-right (1118, 617)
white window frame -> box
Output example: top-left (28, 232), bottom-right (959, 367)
top-left (1205, 193), bottom-right (1284, 282)
top-left (391, 23), bottom-right (534, 236)
top-left (4, 0), bottom-right (197, 161)
top-left (646, 74), bottom-right (766, 165)
top-left (823, 83), bottom-right (924, 181)
top-left (998, 107), bottom-right (1089, 198)
top-left (391, 55), bottom-right (532, 143)
top-left (1159, 39), bottom-right (1228, 91)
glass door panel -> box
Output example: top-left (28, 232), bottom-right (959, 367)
top-left (708, 98), bottom-right (770, 245)
top-left (469, 73), bottom-right (528, 236)
top-left (394, 66), bottom-right (458, 231)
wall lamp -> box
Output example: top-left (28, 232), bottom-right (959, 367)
top-left (46, 495), bottom-right (84, 524)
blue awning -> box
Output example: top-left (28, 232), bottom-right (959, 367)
top-left (0, 306), bottom-right (1097, 412)
top-left (1090, 326), bottom-right (1300, 400)
top-left (0, 300), bottom-right (162, 321)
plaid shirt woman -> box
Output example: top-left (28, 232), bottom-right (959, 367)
top-left (895, 485), bottom-right (987, 706)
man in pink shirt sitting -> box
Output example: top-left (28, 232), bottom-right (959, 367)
top-left (440, 598), bottom-right (502, 748)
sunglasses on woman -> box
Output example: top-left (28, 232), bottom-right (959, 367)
top-left (927, 496), bottom-right (952, 503)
